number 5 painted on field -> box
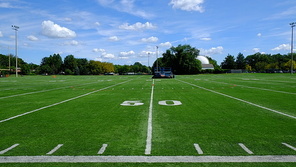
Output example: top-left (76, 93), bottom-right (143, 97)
top-left (120, 101), bottom-right (144, 106)
top-left (158, 100), bottom-right (182, 106)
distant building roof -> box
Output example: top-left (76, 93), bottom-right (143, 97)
top-left (201, 64), bottom-right (214, 70)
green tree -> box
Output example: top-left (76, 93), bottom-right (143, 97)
top-left (221, 54), bottom-right (236, 69)
top-left (154, 44), bottom-right (201, 74)
top-left (64, 55), bottom-right (77, 75)
top-left (76, 58), bottom-right (89, 75)
top-left (39, 54), bottom-right (62, 74)
top-left (20, 63), bottom-right (30, 75)
top-left (236, 53), bottom-right (246, 69)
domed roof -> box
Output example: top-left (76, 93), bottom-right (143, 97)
top-left (197, 56), bottom-right (209, 64)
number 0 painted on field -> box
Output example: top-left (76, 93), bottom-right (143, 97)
top-left (158, 100), bottom-right (182, 106)
top-left (120, 101), bottom-right (144, 106)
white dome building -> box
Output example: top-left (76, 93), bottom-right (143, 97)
top-left (197, 56), bottom-right (210, 64)
top-left (197, 56), bottom-right (214, 70)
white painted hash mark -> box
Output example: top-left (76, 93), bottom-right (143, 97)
top-left (177, 79), bottom-right (296, 120)
top-left (239, 143), bottom-right (254, 154)
top-left (194, 144), bottom-right (204, 154)
top-left (0, 80), bottom-right (131, 123)
top-left (145, 79), bottom-right (155, 155)
top-left (97, 144), bottom-right (108, 154)
top-left (0, 144), bottom-right (19, 154)
top-left (282, 143), bottom-right (296, 151)
top-left (47, 144), bottom-right (63, 155)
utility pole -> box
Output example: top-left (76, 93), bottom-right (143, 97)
top-left (12, 25), bottom-right (19, 77)
top-left (290, 22), bottom-right (296, 74)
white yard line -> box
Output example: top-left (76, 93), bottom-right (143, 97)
top-left (0, 81), bottom-right (101, 100)
top-left (0, 87), bottom-right (66, 100)
top-left (0, 155), bottom-right (295, 163)
top-left (47, 144), bottom-right (63, 155)
top-left (238, 143), bottom-right (254, 154)
top-left (193, 144), bottom-right (204, 154)
top-left (0, 80), bottom-right (131, 123)
top-left (282, 143), bottom-right (296, 151)
top-left (145, 79), bottom-right (155, 155)
top-left (211, 80), bottom-right (296, 95)
top-left (98, 144), bottom-right (108, 154)
top-left (0, 144), bottom-right (19, 155)
top-left (177, 79), bottom-right (296, 120)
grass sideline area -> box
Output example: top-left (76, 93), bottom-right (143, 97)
top-left (0, 74), bottom-right (295, 166)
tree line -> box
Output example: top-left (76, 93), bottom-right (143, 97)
top-left (0, 53), bottom-right (150, 75)
top-left (221, 52), bottom-right (296, 72)
top-left (1, 44), bottom-right (296, 76)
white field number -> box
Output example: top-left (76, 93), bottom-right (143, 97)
top-left (158, 100), bottom-right (182, 106)
top-left (121, 100), bottom-right (182, 106)
top-left (120, 101), bottom-right (144, 106)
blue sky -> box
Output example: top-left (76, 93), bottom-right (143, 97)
top-left (0, 0), bottom-right (296, 66)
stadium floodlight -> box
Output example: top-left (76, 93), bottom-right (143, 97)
top-left (12, 25), bottom-right (19, 77)
top-left (290, 22), bottom-right (296, 74)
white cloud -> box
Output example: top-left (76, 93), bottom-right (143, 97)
top-left (0, 31), bottom-right (3, 37)
top-left (119, 22), bottom-right (156, 31)
top-left (200, 37), bottom-right (211, 41)
top-left (252, 48), bottom-right (260, 52)
top-left (93, 48), bottom-right (115, 59)
top-left (200, 46), bottom-right (223, 55)
top-left (64, 17), bottom-right (72, 22)
top-left (169, 0), bottom-right (204, 12)
top-left (95, 22), bottom-right (101, 26)
top-left (109, 36), bottom-right (119, 41)
top-left (120, 50), bottom-right (135, 56)
top-left (64, 40), bottom-right (79, 46)
top-left (257, 33), bottom-right (262, 37)
top-left (102, 53), bottom-right (115, 59)
top-left (97, 0), bottom-right (152, 18)
top-left (93, 48), bottom-right (106, 53)
top-left (0, 2), bottom-right (20, 8)
top-left (272, 44), bottom-right (290, 51)
top-left (41, 20), bottom-right (76, 38)
top-left (27, 35), bottom-right (38, 41)
top-left (141, 36), bottom-right (158, 43)
top-left (159, 42), bottom-right (172, 48)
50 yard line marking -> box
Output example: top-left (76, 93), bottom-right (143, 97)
top-left (145, 79), bottom-right (155, 155)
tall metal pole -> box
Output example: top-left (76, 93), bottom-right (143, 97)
top-left (12, 25), bottom-right (19, 77)
top-left (8, 46), bottom-right (11, 73)
top-left (290, 22), bottom-right (296, 74)
top-left (148, 52), bottom-right (150, 67)
top-left (148, 52), bottom-right (150, 74)
top-left (156, 46), bottom-right (159, 73)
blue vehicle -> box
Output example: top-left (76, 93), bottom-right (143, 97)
top-left (152, 67), bottom-right (174, 78)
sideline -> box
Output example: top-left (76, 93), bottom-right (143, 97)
top-left (0, 155), bottom-right (295, 163)
top-left (177, 79), bottom-right (296, 120)
top-left (0, 80), bottom-right (132, 123)
top-left (145, 79), bottom-right (155, 155)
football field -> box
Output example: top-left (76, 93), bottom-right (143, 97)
top-left (0, 74), bottom-right (295, 166)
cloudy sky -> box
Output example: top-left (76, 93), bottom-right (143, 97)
top-left (0, 0), bottom-right (295, 66)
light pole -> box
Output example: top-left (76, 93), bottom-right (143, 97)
top-left (148, 52), bottom-right (150, 74)
top-left (12, 25), bottom-right (19, 77)
top-left (156, 46), bottom-right (159, 73)
top-left (290, 22), bottom-right (296, 74)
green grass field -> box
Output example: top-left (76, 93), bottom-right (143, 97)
top-left (0, 74), bottom-right (295, 166)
